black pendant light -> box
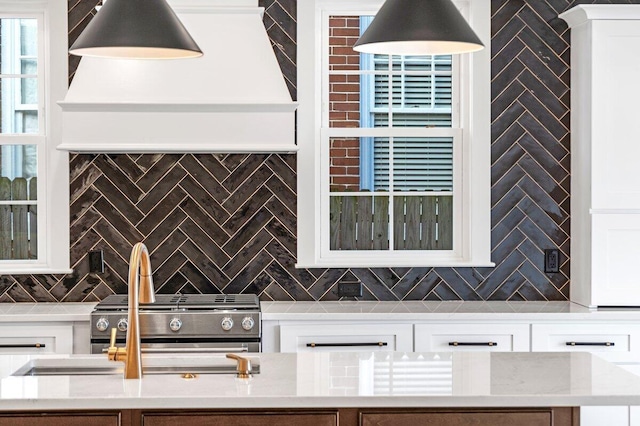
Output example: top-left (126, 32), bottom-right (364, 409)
top-left (353, 0), bottom-right (484, 55)
top-left (69, 0), bottom-right (202, 59)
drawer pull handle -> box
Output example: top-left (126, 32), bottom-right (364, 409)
top-left (306, 342), bottom-right (388, 348)
top-left (565, 342), bottom-right (615, 347)
top-left (0, 343), bottom-right (46, 349)
top-left (449, 342), bottom-right (497, 347)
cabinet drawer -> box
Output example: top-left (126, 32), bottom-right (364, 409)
top-left (0, 412), bottom-right (120, 426)
top-left (141, 412), bottom-right (337, 426)
top-left (361, 410), bottom-right (554, 426)
top-left (279, 324), bottom-right (413, 353)
top-left (531, 323), bottom-right (640, 362)
top-left (0, 324), bottom-right (73, 354)
top-left (414, 323), bottom-right (530, 352)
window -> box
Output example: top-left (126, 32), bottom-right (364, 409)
top-left (0, 0), bottom-right (70, 273)
top-left (297, 0), bottom-right (491, 267)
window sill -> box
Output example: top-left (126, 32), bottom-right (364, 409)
top-left (0, 266), bottom-right (73, 275)
top-left (296, 260), bottom-right (496, 268)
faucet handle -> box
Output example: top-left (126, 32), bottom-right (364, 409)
top-left (107, 328), bottom-right (126, 362)
top-left (226, 353), bottom-right (252, 378)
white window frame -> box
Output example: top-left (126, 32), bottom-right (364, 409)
top-left (297, 0), bottom-right (492, 268)
top-left (0, 0), bottom-right (70, 274)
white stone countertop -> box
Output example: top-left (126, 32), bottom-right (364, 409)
top-left (0, 302), bottom-right (96, 322)
top-left (1, 351), bottom-right (640, 410)
top-left (3, 301), bottom-right (640, 323)
top-left (261, 301), bottom-right (640, 321)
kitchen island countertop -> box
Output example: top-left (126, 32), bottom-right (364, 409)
top-left (1, 351), bottom-right (640, 410)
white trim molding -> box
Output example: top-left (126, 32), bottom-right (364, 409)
top-left (0, 0), bottom-right (71, 274)
top-left (296, 0), bottom-right (492, 268)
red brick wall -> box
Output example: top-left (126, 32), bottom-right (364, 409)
top-left (329, 16), bottom-right (361, 192)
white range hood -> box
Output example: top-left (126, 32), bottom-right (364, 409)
top-left (58, 0), bottom-right (297, 153)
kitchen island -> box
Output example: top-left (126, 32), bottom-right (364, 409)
top-left (1, 351), bottom-right (640, 425)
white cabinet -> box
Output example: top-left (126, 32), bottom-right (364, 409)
top-left (279, 323), bottom-right (413, 353)
top-left (415, 323), bottom-right (529, 352)
top-left (0, 323), bottom-right (73, 354)
top-left (589, 214), bottom-right (640, 307)
top-left (560, 5), bottom-right (640, 307)
top-left (531, 323), bottom-right (640, 363)
top-left (532, 322), bottom-right (640, 426)
top-left (580, 406), bottom-right (630, 426)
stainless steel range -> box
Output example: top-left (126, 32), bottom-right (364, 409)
top-left (90, 294), bottom-right (261, 354)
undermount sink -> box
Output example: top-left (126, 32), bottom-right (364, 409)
top-left (11, 355), bottom-right (260, 377)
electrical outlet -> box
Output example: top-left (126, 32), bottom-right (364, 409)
top-left (89, 250), bottom-right (104, 274)
top-left (544, 249), bottom-right (560, 273)
top-left (338, 282), bottom-right (362, 297)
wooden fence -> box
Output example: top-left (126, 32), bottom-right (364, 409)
top-left (330, 195), bottom-right (452, 250)
top-left (0, 177), bottom-right (37, 260)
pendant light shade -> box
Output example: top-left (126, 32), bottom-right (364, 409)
top-left (354, 0), bottom-right (484, 55)
top-left (69, 0), bottom-right (202, 59)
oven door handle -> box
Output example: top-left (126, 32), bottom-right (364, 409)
top-left (101, 346), bottom-right (249, 354)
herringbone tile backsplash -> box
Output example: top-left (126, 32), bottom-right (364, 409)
top-left (2, 0), bottom-right (638, 302)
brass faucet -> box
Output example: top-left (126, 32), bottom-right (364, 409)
top-left (226, 353), bottom-right (252, 378)
top-left (107, 242), bottom-right (156, 379)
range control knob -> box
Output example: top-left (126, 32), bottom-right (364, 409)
top-left (241, 316), bottom-right (255, 331)
top-left (96, 317), bottom-right (109, 332)
top-left (221, 316), bottom-right (234, 331)
top-left (169, 318), bottom-right (182, 332)
top-left (117, 318), bottom-right (128, 332)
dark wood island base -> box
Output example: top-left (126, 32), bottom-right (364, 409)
top-left (0, 407), bottom-right (579, 426)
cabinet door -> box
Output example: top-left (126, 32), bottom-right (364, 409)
top-left (589, 21), bottom-right (640, 210)
top-left (591, 214), bottom-right (640, 306)
top-left (630, 406), bottom-right (640, 426)
top-left (414, 323), bottom-right (530, 352)
top-left (0, 324), bottom-right (73, 354)
top-left (279, 323), bottom-right (413, 352)
top-left (580, 406), bottom-right (629, 426)
top-left (0, 413), bottom-right (120, 426)
top-left (141, 412), bottom-right (337, 426)
top-left (531, 323), bottom-right (640, 362)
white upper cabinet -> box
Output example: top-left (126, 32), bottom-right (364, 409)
top-left (561, 6), bottom-right (640, 210)
top-left (561, 5), bottom-right (640, 307)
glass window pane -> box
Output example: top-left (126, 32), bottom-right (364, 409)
top-left (0, 78), bottom-right (39, 133)
top-left (0, 144), bottom-right (37, 180)
top-left (372, 137), bottom-right (454, 192)
top-left (330, 195), bottom-right (389, 250)
top-left (328, 15), bottom-right (371, 72)
top-left (21, 58), bottom-right (37, 75)
top-left (329, 74), bottom-right (362, 128)
top-left (330, 137), bottom-right (361, 192)
top-left (20, 74), bottom-right (38, 104)
top-left (393, 195), bottom-right (452, 250)
top-left (20, 19), bottom-right (38, 57)
top-left (329, 136), bottom-right (388, 192)
top-left (392, 137), bottom-right (453, 192)
top-left (1, 19), bottom-right (38, 73)
top-left (0, 144), bottom-right (38, 260)
top-left (20, 111), bottom-right (39, 133)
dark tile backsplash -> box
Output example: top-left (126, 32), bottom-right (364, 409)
top-left (2, 0), bottom-right (639, 302)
